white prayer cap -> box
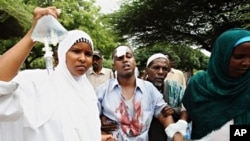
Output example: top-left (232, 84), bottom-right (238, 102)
top-left (146, 53), bottom-right (168, 67)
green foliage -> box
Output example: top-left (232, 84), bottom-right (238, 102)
top-left (27, 57), bottom-right (46, 69)
top-left (112, 0), bottom-right (250, 52)
top-left (52, 0), bottom-right (118, 58)
top-left (1, 0), bottom-right (118, 69)
top-left (0, 0), bottom-right (33, 39)
top-left (102, 59), bottom-right (113, 70)
top-left (134, 43), bottom-right (209, 73)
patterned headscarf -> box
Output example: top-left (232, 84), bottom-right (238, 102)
top-left (182, 28), bottom-right (250, 139)
top-left (57, 30), bottom-right (93, 73)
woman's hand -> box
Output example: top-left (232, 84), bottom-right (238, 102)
top-left (32, 6), bottom-right (60, 30)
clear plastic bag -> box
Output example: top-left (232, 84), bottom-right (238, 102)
top-left (31, 14), bottom-right (68, 74)
top-left (31, 15), bottom-right (68, 45)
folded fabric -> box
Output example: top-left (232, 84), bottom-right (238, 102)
top-left (164, 120), bottom-right (188, 139)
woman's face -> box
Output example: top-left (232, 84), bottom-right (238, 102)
top-left (66, 42), bottom-right (93, 77)
top-left (228, 42), bottom-right (250, 78)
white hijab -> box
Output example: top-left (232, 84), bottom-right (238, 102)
top-left (53, 30), bottom-right (100, 140)
top-left (18, 30), bottom-right (100, 140)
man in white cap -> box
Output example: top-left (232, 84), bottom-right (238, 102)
top-left (144, 53), bottom-right (188, 141)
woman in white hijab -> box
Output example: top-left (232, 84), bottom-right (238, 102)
top-left (0, 6), bottom-right (109, 141)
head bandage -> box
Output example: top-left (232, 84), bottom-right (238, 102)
top-left (116, 46), bottom-right (128, 57)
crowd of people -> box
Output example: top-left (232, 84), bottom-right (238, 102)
top-left (0, 6), bottom-right (250, 141)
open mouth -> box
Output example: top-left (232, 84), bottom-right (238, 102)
top-left (123, 64), bottom-right (131, 70)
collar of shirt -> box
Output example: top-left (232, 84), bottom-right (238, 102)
top-left (109, 78), bottom-right (147, 95)
top-left (87, 67), bottom-right (105, 75)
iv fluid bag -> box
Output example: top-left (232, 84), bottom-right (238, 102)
top-left (31, 15), bottom-right (68, 45)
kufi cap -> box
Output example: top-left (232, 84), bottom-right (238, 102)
top-left (146, 53), bottom-right (168, 67)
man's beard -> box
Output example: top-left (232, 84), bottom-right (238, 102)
top-left (153, 81), bottom-right (163, 87)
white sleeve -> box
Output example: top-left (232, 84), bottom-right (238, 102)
top-left (0, 81), bottom-right (22, 121)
